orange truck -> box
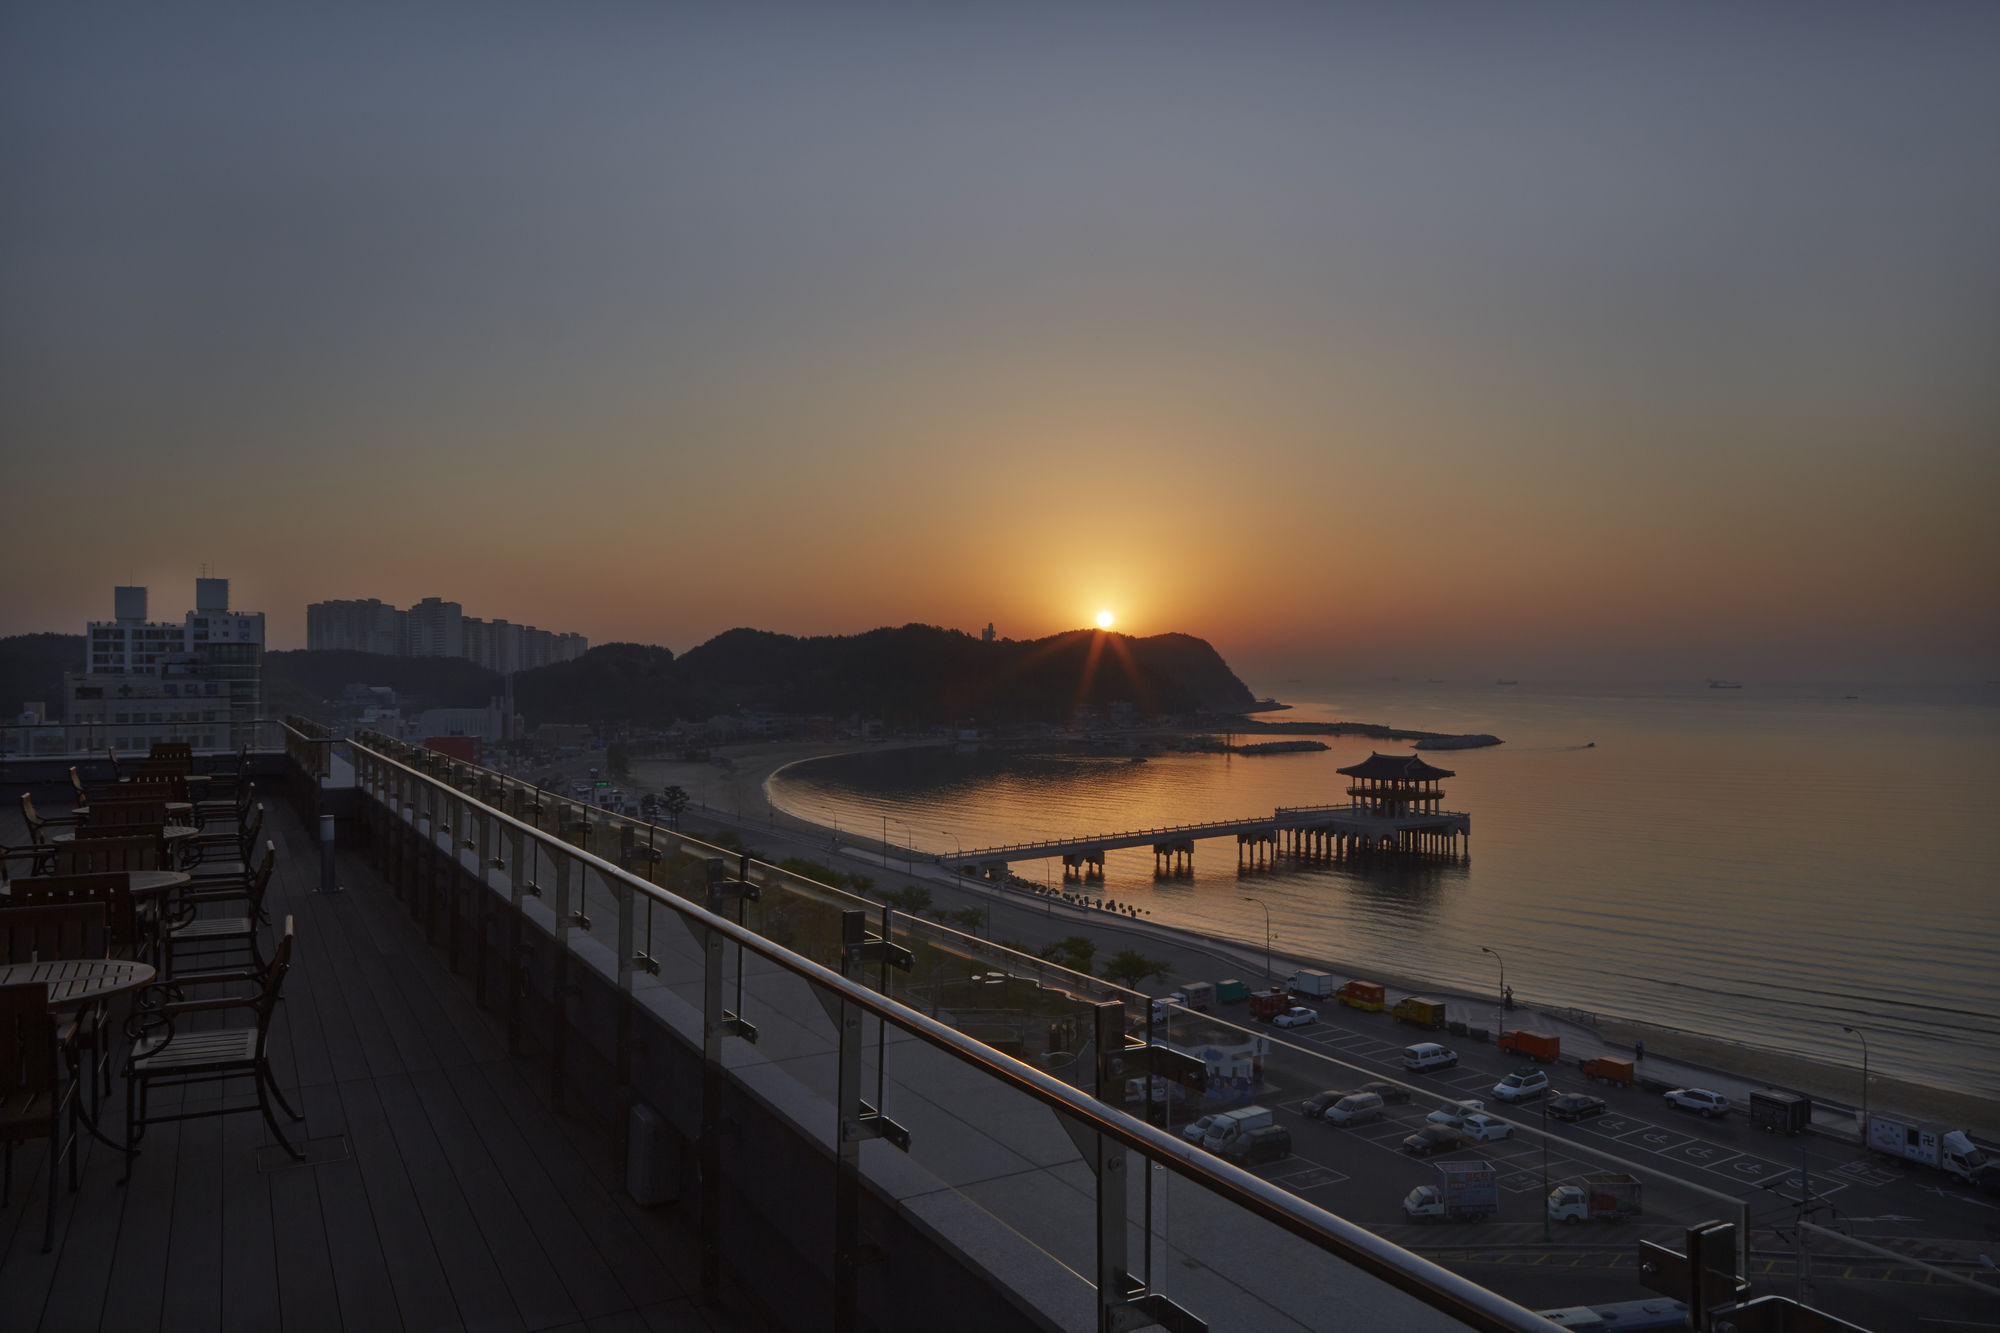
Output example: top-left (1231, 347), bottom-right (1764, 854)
top-left (1335, 980), bottom-right (1386, 1012)
top-left (1581, 1056), bottom-right (1635, 1087)
top-left (1497, 1029), bottom-right (1561, 1063)
top-left (1391, 997), bottom-right (1448, 1029)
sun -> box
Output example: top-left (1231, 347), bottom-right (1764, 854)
top-left (1096, 610), bottom-right (1115, 629)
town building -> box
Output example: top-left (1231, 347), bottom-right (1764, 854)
top-left (64, 579), bottom-right (265, 750)
top-left (304, 595), bottom-right (587, 671)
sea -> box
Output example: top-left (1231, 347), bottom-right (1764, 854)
top-left (766, 680), bottom-right (2000, 1101)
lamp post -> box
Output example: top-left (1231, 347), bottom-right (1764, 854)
top-left (1481, 946), bottom-right (1505, 1036)
top-left (1841, 1025), bottom-right (1870, 1140)
top-left (1540, 1090), bottom-right (1552, 1241)
top-left (1242, 896), bottom-right (1272, 982)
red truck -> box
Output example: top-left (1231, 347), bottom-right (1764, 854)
top-left (1497, 1029), bottom-right (1561, 1063)
top-left (1249, 989), bottom-right (1292, 1022)
top-left (1335, 980), bottom-right (1386, 1012)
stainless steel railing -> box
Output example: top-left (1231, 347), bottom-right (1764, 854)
top-left (322, 723), bottom-right (1550, 1332)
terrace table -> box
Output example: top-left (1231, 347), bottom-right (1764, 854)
top-left (0, 957), bottom-right (156, 1009)
top-left (73, 801), bottom-right (196, 822)
top-left (48, 823), bottom-right (198, 847)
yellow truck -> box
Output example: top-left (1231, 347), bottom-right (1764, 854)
top-left (1391, 997), bottom-right (1448, 1029)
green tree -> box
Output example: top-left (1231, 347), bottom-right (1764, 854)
top-left (1102, 949), bottom-right (1173, 988)
top-left (945, 906), bottom-right (986, 936)
top-left (1040, 935), bottom-right (1097, 975)
top-left (879, 885), bottom-right (933, 915)
top-left (659, 784), bottom-right (690, 829)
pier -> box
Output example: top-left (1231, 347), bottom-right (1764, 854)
top-left (945, 752), bottom-right (1470, 878)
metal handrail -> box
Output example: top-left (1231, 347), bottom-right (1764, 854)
top-left (329, 725), bottom-right (1550, 1331)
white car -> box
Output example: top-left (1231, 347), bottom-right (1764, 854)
top-left (1455, 1112), bottom-right (1515, 1142)
top-left (1425, 1100), bottom-right (1485, 1127)
top-left (1664, 1088), bottom-right (1730, 1118)
top-left (1181, 1113), bottom-right (1224, 1144)
top-left (1272, 1006), bottom-right (1319, 1029)
top-left (1492, 1070), bottom-right (1550, 1103)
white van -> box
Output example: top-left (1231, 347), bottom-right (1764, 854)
top-left (1200, 1105), bottom-right (1275, 1154)
top-left (1402, 1043), bottom-right (1459, 1073)
top-left (1323, 1092), bottom-right (1386, 1126)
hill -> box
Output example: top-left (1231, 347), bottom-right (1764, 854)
top-left (16, 624), bottom-right (1257, 730)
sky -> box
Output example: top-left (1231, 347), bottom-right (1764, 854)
top-left (4, 3), bottom-right (1996, 683)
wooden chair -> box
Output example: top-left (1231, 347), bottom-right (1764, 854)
top-left (82, 799), bottom-right (168, 830)
top-left (123, 917), bottom-right (303, 1175)
top-left (130, 757), bottom-right (190, 780)
top-left (164, 842), bottom-right (276, 982)
top-left (18, 793), bottom-right (83, 845)
top-left (188, 803), bottom-right (262, 870)
top-left (0, 903), bottom-right (108, 965)
top-left (195, 777), bottom-right (254, 828)
top-left (0, 903), bottom-right (113, 1106)
top-left (7, 875), bottom-right (145, 963)
top-left (1, 982), bottom-right (83, 1252)
top-left (148, 742), bottom-right (194, 767)
top-left (49, 835), bottom-right (163, 875)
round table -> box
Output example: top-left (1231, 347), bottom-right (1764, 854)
top-left (72, 802), bottom-right (195, 821)
top-left (0, 957), bottom-right (156, 1010)
top-left (48, 824), bottom-right (198, 846)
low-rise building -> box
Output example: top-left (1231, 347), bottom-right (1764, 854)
top-left (64, 579), bottom-right (265, 751)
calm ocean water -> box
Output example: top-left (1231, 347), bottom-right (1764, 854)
top-left (767, 681), bottom-right (2000, 1099)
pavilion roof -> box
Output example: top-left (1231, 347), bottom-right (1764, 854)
top-left (1337, 751), bottom-right (1454, 781)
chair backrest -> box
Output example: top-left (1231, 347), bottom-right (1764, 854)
top-left (6, 874), bottom-right (139, 958)
top-left (106, 746), bottom-right (121, 781)
top-left (253, 917), bottom-right (297, 1051)
top-left (233, 804), bottom-right (266, 856)
top-left (0, 983), bottom-right (60, 1099)
top-left (85, 800), bottom-right (168, 829)
top-left (70, 766), bottom-right (90, 804)
top-left (52, 835), bottom-right (161, 874)
top-left (0, 902), bottom-right (109, 963)
top-left (131, 756), bottom-right (191, 780)
top-left (116, 775), bottom-right (190, 803)
top-left (149, 742), bottom-right (193, 765)
top-left (241, 841), bottom-right (277, 912)
top-left (19, 792), bottom-right (50, 841)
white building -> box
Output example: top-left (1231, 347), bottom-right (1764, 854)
top-left (303, 596), bottom-right (586, 671)
top-left (65, 580), bottom-right (266, 750)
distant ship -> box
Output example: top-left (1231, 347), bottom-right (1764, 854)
top-left (1496, 678), bottom-right (1518, 686)
top-left (1707, 679), bottom-right (1743, 689)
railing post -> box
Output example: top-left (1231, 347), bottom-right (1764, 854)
top-left (699, 920), bottom-right (727, 1299)
top-left (551, 849), bottom-right (572, 1110)
top-left (834, 987), bottom-right (864, 1333)
top-left (475, 805), bottom-right (492, 1007)
top-left (1092, 1000), bottom-right (1132, 1333)
top-left (614, 873), bottom-right (635, 1169)
top-left (508, 820), bottom-right (528, 1057)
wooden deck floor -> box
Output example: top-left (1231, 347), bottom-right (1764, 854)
top-left (1, 796), bottom-right (756, 1332)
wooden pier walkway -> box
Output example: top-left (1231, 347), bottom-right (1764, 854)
top-left (943, 802), bottom-right (1471, 876)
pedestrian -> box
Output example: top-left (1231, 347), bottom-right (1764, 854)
top-left (1635, 1039), bottom-right (1645, 1062)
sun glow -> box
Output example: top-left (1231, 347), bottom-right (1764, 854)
top-left (1096, 610), bottom-right (1115, 629)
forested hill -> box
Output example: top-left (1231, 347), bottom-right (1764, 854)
top-left (8, 625), bottom-right (1258, 729)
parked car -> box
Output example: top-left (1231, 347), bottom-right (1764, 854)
top-left (1454, 1113), bottom-right (1515, 1142)
top-left (1273, 1006), bottom-right (1319, 1030)
top-left (1359, 1080), bottom-right (1415, 1106)
top-left (1300, 1089), bottom-right (1355, 1117)
top-left (1402, 1043), bottom-right (1459, 1073)
top-left (1548, 1093), bottom-right (1608, 1122)
top-left (1324, 1093), bottom-right (1387, 1127)
top-left (1219, 1124), bottom-right (1293, 1167)
top-left (1664, 1088), bottom-right (1730, 1118)
top-left (1182, 1113), bottom-right (1225, 1144)
top-left (1492, 1069), bottom-right (1550, 1103)
top-left (1427, 1100), bottom-right (1485, 1127)
top-left (1402, 1125), bottom-right (1472, 1157)
top-left (1544, 1088), bottom-right (1608, 1112)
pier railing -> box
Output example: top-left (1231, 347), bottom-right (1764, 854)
top-left (318, 724), bottom-right (1553, 1332)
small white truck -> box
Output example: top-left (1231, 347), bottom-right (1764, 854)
top-left (1866, 1118), bottom-right (2000, 1189)
top-left (1289, 970), bottom-right (1335, 998)
top-left (1548, 1173), bottom-right (1643, 1223)
top-left (1402, 1159), bottom-right (1498, 1224)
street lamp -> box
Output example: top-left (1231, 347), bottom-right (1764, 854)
top-left (1480, 946), bottom-right (1505, 1036)
top-left (1841, 1025), bottom-right (1870, 1140)
top-left (1241, 896), bottom-right (1272, 982)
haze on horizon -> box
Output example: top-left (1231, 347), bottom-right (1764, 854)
top-left (3, 3), bottom-right (1995, 685)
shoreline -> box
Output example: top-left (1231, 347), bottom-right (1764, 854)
top-left (644, 736), bottom-right (1999, 1135)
